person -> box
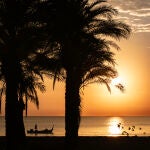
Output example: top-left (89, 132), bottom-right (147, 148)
top-left (35, 124), bottom-right (38, 131)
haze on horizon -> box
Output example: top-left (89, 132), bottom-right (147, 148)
top-left (1, 0), bottom-right (150, 117)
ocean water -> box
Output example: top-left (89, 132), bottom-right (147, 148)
top-left (0, 116), bottom-right (150, 137)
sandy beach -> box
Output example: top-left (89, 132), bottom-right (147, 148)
top-left (0, 136), bottom-right (150, 150)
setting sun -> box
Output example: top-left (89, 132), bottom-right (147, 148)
top-left (111, 77), bottom-right (124, 86)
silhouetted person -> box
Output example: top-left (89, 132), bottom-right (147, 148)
top-left (35, 124), bottom-right (38, 130)
top-left (35, 124), bottom-right (38, 135)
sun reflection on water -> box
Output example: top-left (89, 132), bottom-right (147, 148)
top-left (108, 117), bottom-right (123, 136)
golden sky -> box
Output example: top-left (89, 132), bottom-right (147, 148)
top-left (1, 0), bottom-right (150, 116)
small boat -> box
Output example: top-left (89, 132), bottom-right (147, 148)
top-left (27, 125), bottom-right (54, 134)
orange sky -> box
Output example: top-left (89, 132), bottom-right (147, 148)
top-left (25, 31), bottom-right (150, 116)
top-left (1, 0), bottom-right (150, 116)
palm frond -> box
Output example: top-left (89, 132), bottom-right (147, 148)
top-left (82, 64), bottom-right (117, 88)
top-left (86, 5), bottom-right (118, 21)
top-left (88, 0), bottom-right (107, 10)
top-left (115, 83), bottom-right (125, 93)
top-left (92, 19), bottom-right (131, 40)
top-left (97, 77), bottom-right (111, 93)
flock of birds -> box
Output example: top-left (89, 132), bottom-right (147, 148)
top-left (117, 123), bottom-right (146, 136)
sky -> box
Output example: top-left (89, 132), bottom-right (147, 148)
top-left (1, 0), bottom-right (150, 116)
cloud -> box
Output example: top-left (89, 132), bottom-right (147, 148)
top-left (108, 0), bottom-right (150, 10)
top-left (108, 0), bottom-right (150, 33)
top-left (129, 12), bottom-right (150, 17)
top-left (132, 24), bottom-right (150, 33)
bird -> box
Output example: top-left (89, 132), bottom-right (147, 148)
top-left (117, 123), bottom-right (121, 128)
top-left (143, 132), bottom-right (146, 135)
top-left (131, 128), bottom-right (134, 131)
top-left (131, 126), bottom-right (135, 131)
top-left (122, 131), bottom-right (129, 136)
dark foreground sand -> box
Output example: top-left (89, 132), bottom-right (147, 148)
top-left (0, 136), bottom-right (150, 150)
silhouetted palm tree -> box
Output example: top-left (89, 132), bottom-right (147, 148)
top-left (44, 0), bottom-right (131, 139)
top-left (0, 64), bottom-right (46, 145)
top-left (17, 60), bottom-right (46, 138)
top-left (0, 0), bottom-right (47, 147)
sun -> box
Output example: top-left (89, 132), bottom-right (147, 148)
top-left (111, 77), bottom-right (123, 86)
top-left (110, 77), bottom-right (126, 92)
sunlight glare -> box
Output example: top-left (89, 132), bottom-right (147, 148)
top-left (108, 117), bottom-right (122, 136)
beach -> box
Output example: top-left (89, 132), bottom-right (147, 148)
top-left (0, 136), bottom-right (150, 150)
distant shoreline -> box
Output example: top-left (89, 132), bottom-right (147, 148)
top-left (0, 136), bottom-right (150, 150)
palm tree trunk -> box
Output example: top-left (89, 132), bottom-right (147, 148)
top-left (3, 58), bottom-right (25, 149)
top-left (65, 69), bottom-right (81, 140)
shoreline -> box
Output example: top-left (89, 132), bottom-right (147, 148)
top-left (0, 136), bottom-right (150, 150)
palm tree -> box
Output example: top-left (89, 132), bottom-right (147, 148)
top-left (16, 60), bottom-right (46, 139)
top-left (0, 65), bottom-right (46, 147)
top-left (0, 0), bottom-right (47, 147)
top-left (44, 0), bottom-right (131, 139)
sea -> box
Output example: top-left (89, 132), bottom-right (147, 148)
top-left (0, 116), bottom-right (150, 137)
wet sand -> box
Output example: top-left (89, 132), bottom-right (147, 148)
top-left (0, 136), bottom-right (150, 150)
